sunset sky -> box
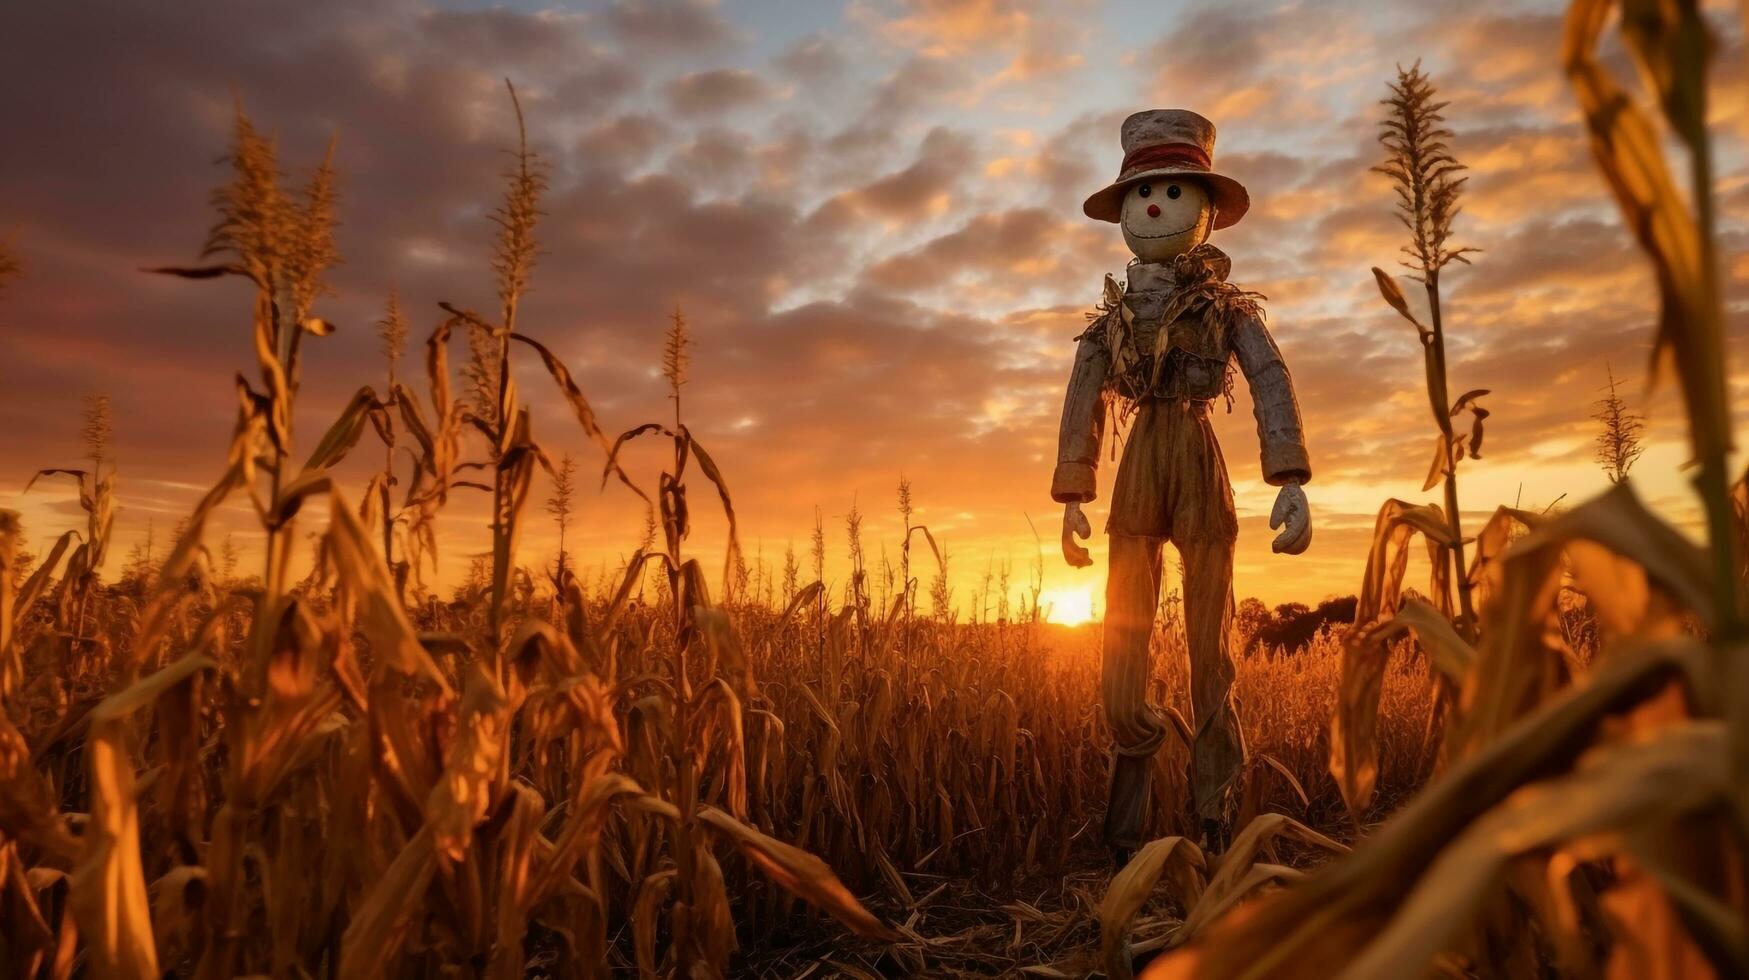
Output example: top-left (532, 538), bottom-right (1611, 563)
top-left (2, 0), bottom-right (1747, 621)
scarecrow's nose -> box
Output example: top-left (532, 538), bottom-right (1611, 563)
top-left (1147, 204), bottom-right (1161, 218)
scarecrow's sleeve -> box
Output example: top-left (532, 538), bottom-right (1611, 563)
top-left (1231, 308), bottom-right (1312, 486)
top-left (1051, 330), bottom-right (1110, 503)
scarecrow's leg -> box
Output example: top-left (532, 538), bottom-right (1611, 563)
top-left (1179, 533), bottom-right (1245, 822)
top-left (1101, 532), bottom-right (1167, 852)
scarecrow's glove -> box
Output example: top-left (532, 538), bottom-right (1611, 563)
top-left (1062, 502), bottom-right (1094, 568)
top-left (1270, 480), bottom-right (1312, 555)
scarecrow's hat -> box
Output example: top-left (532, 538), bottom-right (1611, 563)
top-left (1082, 109), bottom-right (1249, 229)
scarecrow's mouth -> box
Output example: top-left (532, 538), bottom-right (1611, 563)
top-left (1128, 222), bottom-right (1199, 240)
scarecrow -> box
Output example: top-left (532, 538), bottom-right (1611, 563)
top-left (1053, 109), bottom-right (1312, 858)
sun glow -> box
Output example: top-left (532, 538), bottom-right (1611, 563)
top-left (1042, 588), bottom-right (1096, 626)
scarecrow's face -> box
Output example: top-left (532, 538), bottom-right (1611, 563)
top-left (1120, 178), bottom-right (1213, 263)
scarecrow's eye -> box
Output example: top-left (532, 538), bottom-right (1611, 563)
top-left (1137, 184), bottom-right (1151, 198)
top-left (1166, 184), bottom-right (1182, 200)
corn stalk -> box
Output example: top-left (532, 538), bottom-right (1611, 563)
top-left (1369, 62), bottom-right (1484, 640)
top-left (1141, 3), bottom-right (1747, 976)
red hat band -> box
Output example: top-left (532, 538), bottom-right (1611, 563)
top-left (1120, 142), bottom-right (1211, 176)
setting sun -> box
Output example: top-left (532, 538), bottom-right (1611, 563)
top-left (1042, 587), bottom-right (1096, 626)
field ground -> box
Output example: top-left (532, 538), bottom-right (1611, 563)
top-left (727, 620), bottom-right (1438, 978)
top-left (652, 614), bottom-right (1441, 978)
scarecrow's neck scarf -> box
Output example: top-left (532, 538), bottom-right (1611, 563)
top-left (1086, 242), bottom-right (1265, 412)
top-left (1126, 243), bottom-right (1234, 295)
top-left (1095, 242), bottom-right (1263, 352)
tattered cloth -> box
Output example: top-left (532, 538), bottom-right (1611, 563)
top-left (1077, 244), bottom-right (1265, 411)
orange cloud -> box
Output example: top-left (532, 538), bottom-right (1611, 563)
top-left (2, 0), bottom-right (1746, 616)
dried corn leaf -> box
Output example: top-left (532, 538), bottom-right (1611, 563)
top-left (142, 262), bottom-right (253, 282)
top-left (23, 468), bottom-right (89, 502)
top-left (339, 824), bottom-right (437, 977)
top-left (1151, 639), bottom-right (1708, 980)
top-left (1393, 597), bottom-right (1475, 682)
top-left (3, 513), bottom-right (46, 693)
top-left (1100, 835), bottom-right (1207, 980)
top-left (70, 721), bottom-right (159, 980)
top-left (507, 616), bottom-right (583, 685)
top-left (1617, 813), bottom-right (1745, 976)
top-left (696, 677), bottom-right (749, 819)
top-left (1335, 496), bottom-right (1466, 815)
top-left (529, 772), bottom-right (648, 908)
top-left (5, 849), bottom-right (58, 975)
top-left (1421, 433), bottom-right (1452, 493)
top-left (1460, 483), bottom-right (1709, 756)
top-left (325, 487), bottom-right (451, 694)
top-left (0, 711), bottom-right (80, 861)
top-left (509, 331), bottom-right (644, 500)
top-left (1449, 389), bottom-right (1490, 459)
top-left (14, 529), bottom-right (79, 626)
top-left (1205, 814), bottom-right (1345, 915)
top-left (697, 805), bottom-right (899, 941)
top-left (692, 843), bottom-right (737, 968)
top-left (1173, 863), bottom-right (1303, 944)
top-left (252, 299), bottom-right (293, 453)
top-left (147, 865), bottom-right (207, 971)
top-left (89, 651), bottom-right (219, 726)
top-left (1336, 721), bottom-right (1725, 980)
top-left (1603, 860), bottom-right (1722, 979)
top-left (1565, 0), bottom-right (1729, 467)
top-left (392, 381), bottom-right (435, 459)
top-left (1369, 267), bottom-right (1428, 336)
top-left (1516, 481), bottom-right (1713, 629)
top-left (127, 462), bottom-right (245, 673)
top-left (426, 663), bottom-right (510, 864)
top-left (1353, 499), bottom-right (1455, 630)
top-left (484, 783), bottom-right (547, 980)
top-left (302, 385), bottom-right (383, 473)
top-left (682, 427), bottom-right (742, 597)
top-left (693, 607), bottom-right (748, 690)
top-left (1466, 506), bottom-right (1541, 616)
top-left (633, 868), bottom-right (677, 978)
top-left (80, 654), bottom-right (221, 978)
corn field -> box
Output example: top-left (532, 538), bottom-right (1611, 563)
top-left (0, 79), bottom-right (1404, 979)
top-left (3, 0), bottom-right (1748, 977)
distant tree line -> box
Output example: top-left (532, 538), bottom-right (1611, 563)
top-left (1237, 595), bottom-right (1358, 655)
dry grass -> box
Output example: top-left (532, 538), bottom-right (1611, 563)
top-left (0, 476), bottom-right (1448, 978)
top-left (3, 1), bottom-right (1745, 976)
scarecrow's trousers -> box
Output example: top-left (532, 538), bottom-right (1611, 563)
top-left (1100, 532), bottom-right (1245, 848)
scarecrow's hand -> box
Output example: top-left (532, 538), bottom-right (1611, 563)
top-left (1062, 502), bottom-right (1093, 568)
top-left (1270, 481), bottom-right (1312, 555)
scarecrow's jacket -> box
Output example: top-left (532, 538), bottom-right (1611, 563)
top-left (1051, 246), bottom-right (1311, 504)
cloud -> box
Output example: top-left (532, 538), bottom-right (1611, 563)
top-left (877, 0), bottom-right (1041, 57)
top-left (576, 113), bottom-right (674, 173)
top-left (1144, 5), bottom-right (1265, 86)
top-left (1, 0), bottom-right (1744, 614)
top-left (866, 0), bottom-right (1089, 93)
top-left (667, 126), bottom-right (762, 191)
top-left (774, 34), bottom-right (850, 84)
top-left (861, 206), bottom-right (1107, 299)
top-left (665, 68), bottom-right (775, 117)
top-left (600, 0), bottom-right (739, 52)
top-left (844, 127), bottom-right (978, 218)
